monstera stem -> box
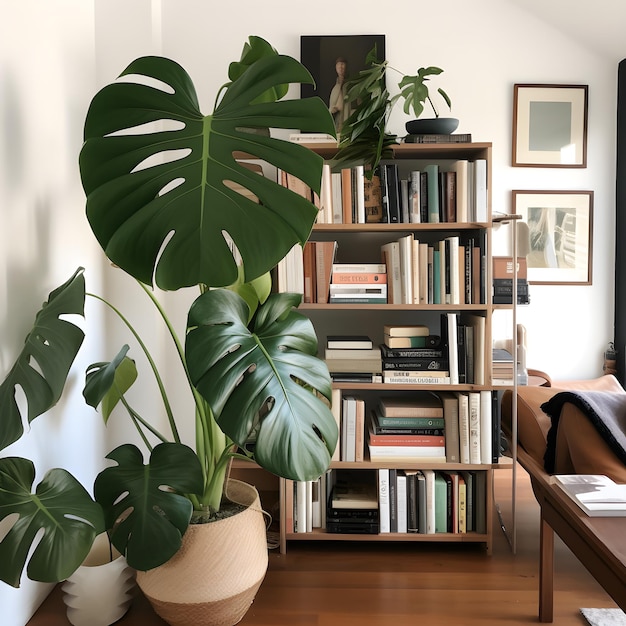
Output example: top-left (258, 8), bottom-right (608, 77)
top-left (136, 283), bottom-right (211, 431)
top-left (88, 292), bottom-right (181, 442)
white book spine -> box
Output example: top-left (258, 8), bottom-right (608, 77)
top-left (468, 391), bottom-right (482, 464)
top-left (378, 469), bottom-right (391, 533)
top-left (396, 474), bottom-right (408, 534)
top-left (480, 390), bottom-right (493, 464)
top-left (355, 164), bottom-right (366, 224)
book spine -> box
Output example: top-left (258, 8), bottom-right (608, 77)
top-left (376, 417), bottom-right (445, 427)
top-left (383, 376), bottom-right (452, 384)
top-left (368, 435), bottom-right (446, 446)
top-left (378, 469), bottom-right (390, 533)
top-left (382, 359), bottom-right (449, 370)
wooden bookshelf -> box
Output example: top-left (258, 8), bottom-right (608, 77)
top-left (278, 142), bottom-right (500, 555)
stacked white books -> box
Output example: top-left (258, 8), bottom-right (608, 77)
top-left (329, 263), bottom-right (387, 304)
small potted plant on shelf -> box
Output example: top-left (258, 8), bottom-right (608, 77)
top-left (0, 36), bottom-right (338, 626)
top-left (335, 45), bottom-right (454, 174)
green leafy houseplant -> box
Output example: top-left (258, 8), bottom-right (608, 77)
top-left (335, 45), bottom-right (452, 174)
top-left (0, 36), bottom-right (338, 586)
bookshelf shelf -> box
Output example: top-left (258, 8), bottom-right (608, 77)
top-left (278, 141), bottom-right (498, 555)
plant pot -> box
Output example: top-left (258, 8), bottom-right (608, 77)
top-left (405, 117), bottom-right (459, 135)
top-left (136, 479), bottom-right (268, 626)
top-left (61, 533), bottom-right (136, 626)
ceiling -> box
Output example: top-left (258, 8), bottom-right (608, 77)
top-left (508, 0), bottom-right (626, 63)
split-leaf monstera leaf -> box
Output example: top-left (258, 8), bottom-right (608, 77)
top-left (0, 37), bottom-right (338, 586)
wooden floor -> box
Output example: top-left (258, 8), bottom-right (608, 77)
top-left (29, 464), bottom-right (619, 626)
top-left (238, 465), bottom-right (618, 626)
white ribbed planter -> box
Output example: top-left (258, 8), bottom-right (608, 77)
top-left (136, 480), bottom-right (268, 626)
top-left (62, 533), bottom-right (136, 626)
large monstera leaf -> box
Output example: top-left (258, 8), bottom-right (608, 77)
top-left (94, 443), bottom-right (204, 571)
top-left (0, 268), bottom-right (85, 451)
top-left (79, 38), bottom-right (336, 291)
top-left (186, 289), bottom-right (338, 481)
top-left (0, 457), bottom-right (104, 587)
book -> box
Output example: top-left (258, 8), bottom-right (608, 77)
top-left (355, 397), bottom-right (366, 462)
top-left (434, 473), bottom-right (448, 532)
top-left (397, 234), bottom-right (414, 303)
top-left (315, 240), bottom-right (337, 303)
top-left (383, 324), bottom-right (430, 337)
top-left (422, 469), bottom-right (436, 534)
top-left (468, 391), bottom-right (482, 464)
top-left (456, 392), bottom-right (471, 464)
top-left (473, 159), bottom-right (488, 222)
top-left (342, 396), bottom-right (357, 462)
top-left (289, 132), bottom-right (336, 143)
top-left (381, 358), bottom-right (449, 371)
top-left (553, 475), bottom-right (626, 517)
top-left (382, 369), bottom-right (450, 379)
top-left (384, 335), bottom-right (440, 349)
top-left (368, 425), bottom-right (445, 447)
top-left (331, 272), bottom-right (387, 284)
top-left (379, 395), bottom-right (444, 418)
top-left (417, 471), bottom-right (427, 534)
top-left (403, 133), bottom-right (473, 144)
top-left (380, 344), bottom-right (443, 359)
top-left (405, 470), bottom-right (419, 532)
top-left (382, 375), bottom-right (452, 385)
top-left (424, 164), bottom-right (440, 223)
top-left (341, 167), bottom-right (353, 224)
top-left (458, 473), bottom-right (468, 533)
top-left (327, 335), bottom-right (373, 349)
top-left (479, 390), bottom-right (492, 465)
top-left (354, 164), bottom-right (366, 224)
top-left (381, 241), bottom-right (401, 304)
top-left (329, 283), bottom-right (387, 295)
top-left (302, 241), bottom-right (316, 303)
top-left (438, 392), bottom-right (460, 463)
top-left (396, 473), bottom-right (408, 533)
top-left (364, 167), bottom-right (383, 223)
top-left (373, 411), bottom-right (445, 430)
top-left (331, 171), bottom-right (343, 224)
top-left (378, 469), bottom-right (391, 533)
top-left (325, 348), bottom-right (382, 359)
top-left (332, 263), bottom-right (386, 273)
top-left (368, 445), bottom-right (446, 462)
top-left (325, 358), bottom-right (382, 374)
top-left (388, 469), bottom-right (398, 532)
top-left (331, 388), bottom-right (341, 462)
top-left (330, 295), bottom-right (387, 304)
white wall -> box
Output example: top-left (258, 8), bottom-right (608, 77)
top-left (0, 2), bottom-right (100, 624)
top-left (0, 0), bottom-right (621, 623)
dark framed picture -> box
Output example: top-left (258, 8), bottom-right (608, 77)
top-left (513, 190), bottom-right (593, 285)
top-left (300, 34), bottom-right (385, 132)
top-left (512, 84), bottom-right (588, 168)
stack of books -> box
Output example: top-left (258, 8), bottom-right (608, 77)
top-left (382, 325), bottom-right (449, 384)
top-left (492, 348), bottom-right (514, 385)
top-left (367, 395), bottom-right (446, 462)
top-left (325, 335), bottom-right (382, 383)
top-left (492, 256), bottom-right (530, 305)
top-left (329, 263), bottom-right (387, 304)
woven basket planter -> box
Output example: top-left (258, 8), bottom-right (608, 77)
top-left (136, 479), bottom-right (268, 626)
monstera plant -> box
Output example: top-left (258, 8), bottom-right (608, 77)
top-left (0, 36), bottom-right (338, 587)
top-left (336, 44), bottom-right (453, 175)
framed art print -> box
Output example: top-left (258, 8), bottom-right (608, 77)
top-left (513, 190), bottom-right (593, 285)
top-left (300, 34), bottom-right (385, 132)
top-left (512, 84), bottom-right (588, 167)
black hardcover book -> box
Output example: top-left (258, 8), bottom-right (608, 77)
top-left (380, 343), bottom-right (444, 359)
top-left (420, 171), bottom-right (429, 223)
top-left (457, 324), bottom-right (467, 384)
top-left (379, 164), bottom-right (390, 223)
top-left (385, 163), bottom-right (401, 223)
top-left (403, 133), bottom-right (473, 144)
top-left (382, 357), bottom-right (449, 371)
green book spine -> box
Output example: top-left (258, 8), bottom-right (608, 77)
top-left (433, 249), bottom-right (441, 304)
top-left (434, 473), bottom-right (447, 533)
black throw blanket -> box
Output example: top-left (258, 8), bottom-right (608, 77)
top-left (541, 391), bottom-right (626, 473)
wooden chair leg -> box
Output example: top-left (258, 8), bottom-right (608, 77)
top-left (539, 513), bottom-right (555, 622)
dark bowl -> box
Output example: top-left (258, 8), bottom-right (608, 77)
top-left (405, 117), bottom-right (459, 135)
